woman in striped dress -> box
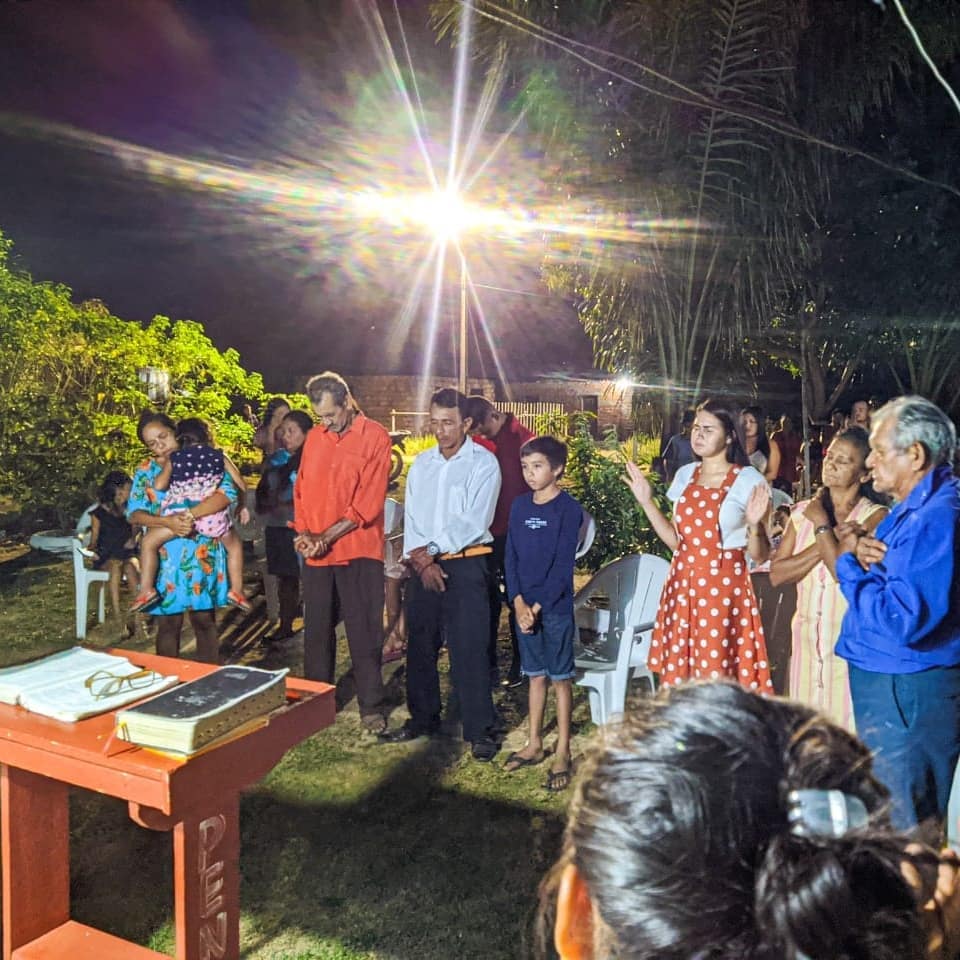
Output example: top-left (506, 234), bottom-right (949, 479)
top-left (769, 426), bottom-right (886, 729)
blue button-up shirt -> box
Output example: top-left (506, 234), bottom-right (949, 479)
top-left (836, 464), bottom-right (960, 673)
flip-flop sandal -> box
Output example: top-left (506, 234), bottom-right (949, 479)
top-left (546, 767), bottom-right (572, 792)
top-left (227, 590), bottom-right (252, 612)
top-left (503, 750), bottom-right (546, 772)
top-left (129, 590), bottom-right (159, 613)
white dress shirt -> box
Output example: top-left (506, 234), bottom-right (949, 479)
top-left (403, 438), bottom-right (502, 556)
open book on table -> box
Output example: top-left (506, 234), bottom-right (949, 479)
top-left (0, 647), bottom-right (179, 722)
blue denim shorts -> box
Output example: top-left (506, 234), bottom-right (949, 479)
top-left (519, 612), bottom-right (576, 681)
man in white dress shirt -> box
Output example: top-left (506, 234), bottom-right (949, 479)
top-left (380, 388), bottom-right (502, 760)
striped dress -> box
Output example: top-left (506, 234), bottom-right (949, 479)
top-left (787, 497), bottom-right (885, 730)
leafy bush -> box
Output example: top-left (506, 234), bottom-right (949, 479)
top-left (564, 417), bottom-right (672, 572)
top-left (532, 409), bottom-right (569, 437)
top-left (0, 233), bottom-right (265, 525)
top-left (400, 433), bottom-right (438, 459)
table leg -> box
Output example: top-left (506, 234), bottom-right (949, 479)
top-left (1, 766), bottom-right (70, 959)
top-left (172, 795), bottom-right (240, 960)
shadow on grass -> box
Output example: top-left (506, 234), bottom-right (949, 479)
top-left (0, 548), bottom-right (65, 589)
top-left (69, 733), bottom-right (564, 960)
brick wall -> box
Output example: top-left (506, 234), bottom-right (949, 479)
top-left (344, 373), bottom-right (651, 438)
top-left (348, 375), bottom-right (497, 433)
top-left (509, 379), bottom-right (638, 437)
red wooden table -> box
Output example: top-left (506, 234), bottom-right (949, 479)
top-left (0, 651), bottom-right (336, 960)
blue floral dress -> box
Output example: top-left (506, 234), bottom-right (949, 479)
top-left (127, 458), bottom-right (238, 613)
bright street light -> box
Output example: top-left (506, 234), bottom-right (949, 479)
top-left (356, 187), bottom-right (477, 392)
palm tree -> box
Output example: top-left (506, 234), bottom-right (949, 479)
top-left (432, 0), bottom-right (960, 427)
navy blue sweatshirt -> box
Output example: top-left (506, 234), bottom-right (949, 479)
top-left (505, 490), bottom-right (583, 617)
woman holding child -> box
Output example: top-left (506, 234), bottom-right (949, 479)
top-left (770, 425), bottom-right (887, 729)
top-left (127, 411), bottom-right (238, 663)
top-left (624, 399), bottom-right (773, 691)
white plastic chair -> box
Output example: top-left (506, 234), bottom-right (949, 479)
top-left (72, 538), bottom-right (109, 640)
top-left (574, 553), bottom-right (670, 725)
top-left (575, 510), bottom-right (596, 561)
top-left (384, 497), bottom-right (402, 537)
top-left (75, 502), bottom-right (98, 541)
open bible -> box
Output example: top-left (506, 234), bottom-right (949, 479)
top-left (0, 647), bottom-right (178, 721)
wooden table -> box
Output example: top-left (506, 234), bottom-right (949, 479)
top-left (0, 651), bottom-right (336, 960)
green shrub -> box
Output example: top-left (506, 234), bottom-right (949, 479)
top-left (564, 418), bottom-right (672, 572)
top-left (400, 433), bottom-right (438, 459)
top-left (532, 409), bottom-right (569, 437)
top-left (0, 233), bottom-right (265, 525)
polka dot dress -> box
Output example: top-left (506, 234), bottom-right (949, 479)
top-left (648, 465), bottom-right (773, 693)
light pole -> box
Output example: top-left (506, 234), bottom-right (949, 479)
top-left (371, 187), bottom-right (474, 391)
top-left (414, 189), bottom-right (472, 392)
top-left (458, 249), bottom-right (468, 393)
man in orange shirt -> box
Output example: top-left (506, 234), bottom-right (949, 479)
top-left (293, 371), bottom-right (392, 733)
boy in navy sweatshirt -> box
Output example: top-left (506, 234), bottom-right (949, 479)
top-left (504, 436), bottom-right (583, 791)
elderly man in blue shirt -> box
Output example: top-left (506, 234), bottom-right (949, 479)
top-left (835, 395), bottom-right (960, 831)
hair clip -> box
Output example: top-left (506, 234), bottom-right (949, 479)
top-left (787, 789), bottom-right (869, 838)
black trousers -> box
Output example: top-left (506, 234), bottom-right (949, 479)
top-left (487, 535), bottom-right (521, 678)
top-left (302, 558), bottom-right (385, 717)
top-left (405, 555), bottom-right (495, 743)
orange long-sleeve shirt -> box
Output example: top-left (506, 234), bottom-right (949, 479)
top-left (293, 413), bottom-right (392, 566)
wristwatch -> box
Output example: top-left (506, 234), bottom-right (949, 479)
top-left (426, 541), bottom-right (441, 556)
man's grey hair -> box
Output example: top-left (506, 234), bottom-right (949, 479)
top-left (873, 395), bottom-right (956, 467)
top-left (305, 371), bottom-right (353, 407)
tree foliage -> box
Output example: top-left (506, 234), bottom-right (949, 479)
top-left (564, 418), bottom-right (670, 572)
top-left (0, 233), bottom-right (265, 524)
top-left (433, 0), bottom-right (960, 420)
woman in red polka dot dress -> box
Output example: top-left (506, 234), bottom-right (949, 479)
top-left (624, 399), bottom-right (773, 692)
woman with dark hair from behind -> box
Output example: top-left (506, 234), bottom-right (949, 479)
top-left (256, 409), bottom-right (313, 642)
top-left (542, 682), bottom-right (960, 960)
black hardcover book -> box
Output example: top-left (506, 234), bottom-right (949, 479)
top-left (116, 666), bottom-right (289, 754)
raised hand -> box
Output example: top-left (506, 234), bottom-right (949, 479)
top-left (623, 461), bottom-right (654, 506)
top-left (745, 483), bottom-right (771, 527)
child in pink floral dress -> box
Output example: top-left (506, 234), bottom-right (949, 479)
top-left (131, 418), bottom-right (251, 612)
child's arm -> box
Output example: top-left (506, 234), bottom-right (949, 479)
top-left (222, 455), bottom-right (250, 525)
top-left (505, 511), bottom-right (536, 633)
top-left (87, 513), bottom-right (101, 560)
top-left (222, 454), bottom-right (247, 494)
top-left (153, 458), bottom-right (173, 492)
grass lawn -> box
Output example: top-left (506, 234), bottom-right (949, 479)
top-left (0, 543), bottom-right (596, 959)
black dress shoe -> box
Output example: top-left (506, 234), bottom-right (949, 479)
top-left (378, 723), bottom-right (437, 744)
top-left (263, 629), bottom-right (295, 644)
top-left (471, 736), bottom-right (499, 762)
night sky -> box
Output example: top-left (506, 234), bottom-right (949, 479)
top-left (0, 0), bottom-right (596, 391)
